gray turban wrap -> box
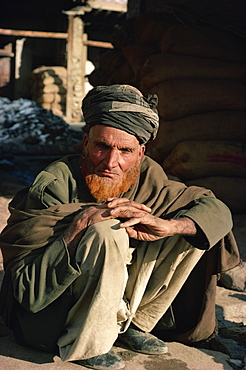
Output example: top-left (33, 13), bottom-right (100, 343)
top-left (82, 84), bottom-right (159, 144)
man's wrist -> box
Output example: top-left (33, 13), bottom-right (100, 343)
top-left (170, 217), bottom-right (197, 236)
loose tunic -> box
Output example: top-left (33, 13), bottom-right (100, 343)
top-left (0, 155), bottom-right (240, 350)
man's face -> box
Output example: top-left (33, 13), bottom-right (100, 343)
top-left (81, 125), bottom-right (145, 201)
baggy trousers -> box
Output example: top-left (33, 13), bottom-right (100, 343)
top-left (58, 219), bottom-right (205, 362)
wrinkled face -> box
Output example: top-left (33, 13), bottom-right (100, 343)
top-left (81, 125), bottom-right (145, 201)
top-left (84, 125), bottom-right (145, 180)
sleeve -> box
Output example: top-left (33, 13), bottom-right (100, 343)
top-left (178, 197), bottom-right (233, 250)
top-left (10, 235), bottom-right (81, 313)
top-left (25, 159), bottom-right (78, 209)
top-left (25, 170), bottom-right (70, 209)
top-left (6, 158), bottom-right (82, 313)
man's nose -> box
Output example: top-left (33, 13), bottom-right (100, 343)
top-left (104, 149), bottom-right (119, 169)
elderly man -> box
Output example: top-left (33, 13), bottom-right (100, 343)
top-left (0, 85), bottom-right (240, 369)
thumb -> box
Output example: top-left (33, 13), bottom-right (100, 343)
top-left (124, 226), bottom-right (136, 238)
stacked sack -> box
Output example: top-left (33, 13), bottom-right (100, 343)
top-left (88, 16), bottom-right (246, 213)
top-left (30, 66), bottom-right (67, 116)
top-left (145, 24), bottom-right (246, 214)
top-left (88, 15), bottom-right (172, 87)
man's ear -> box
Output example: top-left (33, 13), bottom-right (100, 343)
top-left (83, 133), bottom-right (89, 148)
top-left (139, 145), bottom-right (146, 159)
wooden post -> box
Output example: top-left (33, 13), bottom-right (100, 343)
top-left (64, 7), bottom-right (88, 123)
top-left (66, 14), bottom-right (74, 121)
top-left (72, 15), bottom-right (84, 122)
top-left (82, 32), bottom-right (88, 98)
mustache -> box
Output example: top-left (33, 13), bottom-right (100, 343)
top-left (80, 154), bottom-right (140, 201)
top-left (97, 168), bottom-right (119, 174)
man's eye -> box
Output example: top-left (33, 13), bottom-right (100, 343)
top-left (97, 143), bottom-right (109, 149)
top-left (121, 148), bottom-right (133, 153)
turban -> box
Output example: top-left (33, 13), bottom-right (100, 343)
top-left (81, 84), bottom-right (159, 144)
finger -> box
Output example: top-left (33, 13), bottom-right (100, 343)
top-left (109, 202), bottom-right (151, 213)
top-left (110, 209), bottom-right (148, 220)
top-left (106, 197), bottom-right (130, 207)
top-left (107, 198), bottom-right (151, 212)
top-left (119, 217), bottom-right (142, 228)
top-left (125, 226), bottom-right (137, 239)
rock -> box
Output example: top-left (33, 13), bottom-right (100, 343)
top-left (212, 336), bottom-right (246, 360)
top-left (216, 286), bottom-right (246, 327)
top-left (0, 159), bottom-right (14, 171)
top-left (228, 359), bottom-right (243, 369)
top-left (219, 327), bottom-right (246, 343)
top-left (219, 262), bottom-right (246, 292)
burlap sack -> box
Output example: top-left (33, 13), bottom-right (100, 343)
top-left (38, 84), bottom-right (66, 94)
top-left (36, 93), bottom-right (54, 104)
top-left (122, 43), bottom-right (158, 75)
top-left (140, 53), bottom-right (246, 92)
top-left (150, 79), bottom-right (246, 120)
top-left (34, 76), bottom-right (67, 87)
top-left (160, 24), bottom-right (246, 62)
top-left (146, 111), bottom-right (246, 162)
top-left (99, 50), bottom-right (126, 74)
top-left (111, 16), bottom-right (171, 47)
top-left (107, 63), bottom-right (134, 85)
top-left (136, 17), bottom-right (172, 43)
top-left (53, 94), bottom-right (66, 104)
top-left (36, 93), bottom-right (65, 104)
top-left (163, 140), bottom-right (246, 180)
top-left (32, 66), bottom-right (67, 77)
top-left (51, 102), bottom-right (65, 111)
top-left (41, 103), bottom-right (51, 110)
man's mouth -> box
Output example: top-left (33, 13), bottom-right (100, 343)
top-left (96, 170), bottom-right (120, 179)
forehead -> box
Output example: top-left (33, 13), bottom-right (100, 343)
top-left (89, 125), bottom-right (139, 147)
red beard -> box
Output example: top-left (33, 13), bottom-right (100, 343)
top-left (80, 156), bottom-right (140, 202)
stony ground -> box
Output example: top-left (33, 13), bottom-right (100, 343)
top-left (0, 170), bottom-right (245, 370)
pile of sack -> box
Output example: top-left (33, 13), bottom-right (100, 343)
top-left (30, 66), bottom-right (67, 117)
top-left (88, 15), bottom-right (246, 213)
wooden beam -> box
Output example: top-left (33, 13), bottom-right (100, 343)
top-left (63, 6), bottom-right (90, 16)
top-left (83, 39), bottom-right (113, 48)
top-left (63, 3), bottom-right (127, 14)
top-left (0, 28), bottom-right (113, 48)
top-left (0, 49), bottom-right (14, 57)
top-left (0, 28), bottom-right (68, 39)
top-left (87, 0), bottom-right (127, 12)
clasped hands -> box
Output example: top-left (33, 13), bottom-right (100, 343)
top-left (64, 198), bottom-right (197, 251)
